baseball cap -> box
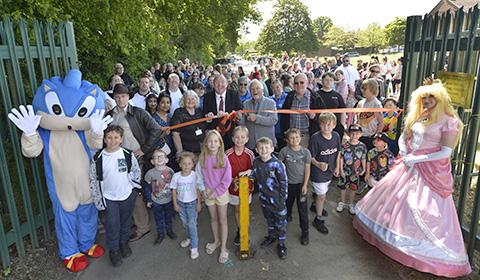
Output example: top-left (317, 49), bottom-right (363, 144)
top-left (373, 132), bottom-right (389, 143)
top-left (348, 124), bottom-right (362, 133)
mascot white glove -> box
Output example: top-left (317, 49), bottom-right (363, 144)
top-left (89, 109), bottom-right (113, 135)
top-left (402, 146), bottom-right (453, 168)
top-left (8, 105), bottom-right (41, 136)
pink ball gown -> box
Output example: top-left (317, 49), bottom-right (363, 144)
top-left (353, 115), bottom-right (471, 278)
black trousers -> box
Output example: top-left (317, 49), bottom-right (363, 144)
top-left (105, 191), bottom-right (136, 251)
top-left (286, 183), bottom-right (309, 233)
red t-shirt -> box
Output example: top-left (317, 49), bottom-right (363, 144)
top-left (226, 147), bottom-right (255, 196)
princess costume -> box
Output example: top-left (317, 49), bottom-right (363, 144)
top-left (353, 114), bottom-right (471, 277)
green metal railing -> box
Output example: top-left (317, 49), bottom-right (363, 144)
top-left (0, 16), bottom-right (77, 267)
top-left (399, 5), bottom-right (480, 264)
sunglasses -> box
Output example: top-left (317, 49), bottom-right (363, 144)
top-left (240, 83), bottom-right (248, 86)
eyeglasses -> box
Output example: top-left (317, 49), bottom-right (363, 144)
top-left (294, 81), bottom-right (305, 85)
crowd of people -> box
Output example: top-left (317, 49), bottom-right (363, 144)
top-left (88, 53), bottom-right (470, 278)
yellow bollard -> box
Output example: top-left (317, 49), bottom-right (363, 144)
top-left (239, 176), bottom-right (250, 259)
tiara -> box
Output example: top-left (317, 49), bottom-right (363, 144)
top-left (423, 77), bottom-right (434, 85)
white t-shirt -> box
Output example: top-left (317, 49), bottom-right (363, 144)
top-left (340, 65), bottom-right (360, 89)
top-left (102, 149), bottom-right (134, 201)
top-left (381, 62), bottom-right (393, 79)
top-left (169, 88), bottom-right (183, 115)
top-left (130, 93), bottom-right (147, 109)
top-left (169, 171), bottom-right (198, 203)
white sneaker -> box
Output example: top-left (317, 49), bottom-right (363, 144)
top-left (180, 238), bottom-right (191, 248)
top-left (349, 204), bottom-right (356, 215)
top-left (336, 202), bottom-right (345, 212)
top-left (190, 248), bottom-right (199, 259)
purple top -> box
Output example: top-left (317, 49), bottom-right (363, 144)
top-left (196, 155), bottom-right (232, 197)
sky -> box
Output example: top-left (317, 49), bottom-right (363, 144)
top-left (243, 0), bottom-right (440, 41)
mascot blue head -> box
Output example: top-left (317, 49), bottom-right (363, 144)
top-left (33, 69), bottom-right (105, 119)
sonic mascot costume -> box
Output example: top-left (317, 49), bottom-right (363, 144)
top-left (8, 69), bottom-right (112, 272)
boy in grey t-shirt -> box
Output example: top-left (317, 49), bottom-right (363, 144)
top-left (278, 128), bottom-right (312, 245)
top-left (144, 149), bottom-right (176, 245)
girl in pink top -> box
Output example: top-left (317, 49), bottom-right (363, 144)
top-left (335, 69), bottom-right (356, 126)
top-left (334, 69), bottom-right (349, 104)
top-left (196, 130), bottom-right (232, 264)
top-left (353, 82), bottom-right (471, 277)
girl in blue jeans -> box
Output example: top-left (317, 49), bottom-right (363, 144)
top-left (170, 152), bottom-right (203, 259)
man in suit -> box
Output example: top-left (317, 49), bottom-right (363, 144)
top-left (238, 79), bottom-right (277, 150)
top-left (203, 74), bottom-right (242, 149)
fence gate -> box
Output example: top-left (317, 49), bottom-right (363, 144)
top-left (0, 16), bottom-right (77, 267)
top-left (400, 5), bottom-right (480, 269)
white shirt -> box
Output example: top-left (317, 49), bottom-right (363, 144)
top-left (169, 88), bottom-right (183, 114)
top-left (215, 91), bottom-right (226, 112)
top-left (169, 171), bottom-right (198, 203)
top-left (381, 62), bottom-right (393, 77)
top-left (102, 149), bottom-right (133, 201)
top-left (130, 93), bottom-right (147, 109)
top-left (340, 64), bottom-right (360, 89)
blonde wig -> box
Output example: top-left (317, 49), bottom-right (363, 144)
top-left (403, 80), bottom-right (463, 143)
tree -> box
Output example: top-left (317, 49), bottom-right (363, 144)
top-left (236, 40), bottom-right (256, 56)
top-left (256, 0), bottom-right (319, 55)
top-left (384, 17), bottom-right (407, 46)
top-left (357, 23), bottom-right (386, 53)
top-left (323, 26), bottom-right (358, 50)
top-left (3, 0), bottom-right (261, 85)
top-left (312, 16), bottom-right (333, 43)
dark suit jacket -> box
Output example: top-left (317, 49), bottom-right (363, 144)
top-left (202, 89), bottom-right (242, 129)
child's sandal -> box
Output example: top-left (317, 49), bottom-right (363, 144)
top-left (205, 242), bottom-right (220, 255)
top-left (218, 251), bottom-right (229, 264)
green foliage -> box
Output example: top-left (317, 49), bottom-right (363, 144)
top-left (312, 16), bottom-right (333, 43)
top-left (236, 40), bottom-right (256, 56)
top-left (323, 26), bottom-right (358, 50)
top-left (357, 23), bottom-right (386, 52)
top-left (384, 17), bottom-right (406, 46)
top-left (2, 0), bottom-right (260, 86)
top-left (256, 0), bottom-right (319, 55)
top-left (2, 266), bottom-right (11, 277)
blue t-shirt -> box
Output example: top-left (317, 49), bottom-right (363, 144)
top-left (309, 131), bottom-right (341, 183)
top-left (239, 90), bottom-right (252, 102)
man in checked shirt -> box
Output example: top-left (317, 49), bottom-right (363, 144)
top-left (279, 73), bottom-right (320, 149)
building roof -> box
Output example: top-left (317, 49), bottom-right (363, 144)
top-left (430, 0), bottom-right (480, 14)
